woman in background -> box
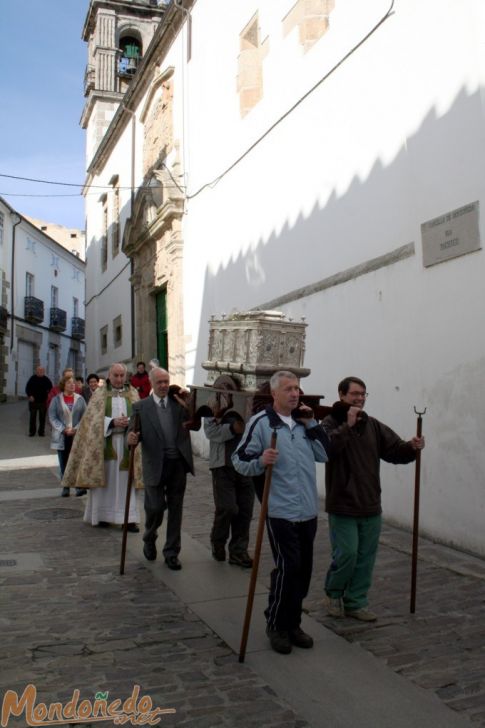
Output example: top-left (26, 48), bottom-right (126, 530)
top-left (48, 375), bottom-right (86, 497)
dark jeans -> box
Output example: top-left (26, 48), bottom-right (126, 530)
top-left (29, 402), bottom-right (47, 436)
top-left (57, 435), bottom-right (74, 477)
top-left (210, 466), bottom-right (254, 556)
top-left (143, 458), bottom-right (187, 558)
top-left (265, 516), bottom-right (317, 632)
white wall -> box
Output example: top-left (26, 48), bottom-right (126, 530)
top-left (177, 0), bottom-right (485, 554)
top-left (84, 119), bottom-right (137, 374)
top-left (82, 0), bottom-right (485, 554)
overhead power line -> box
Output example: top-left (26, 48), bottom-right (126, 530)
top-left (186, 0), bottom-right (395, 200)
top-left (0, 171), bottom-right (185, 194)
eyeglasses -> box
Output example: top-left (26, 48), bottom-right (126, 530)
top-left (348, 391), bottom-right (369, 399)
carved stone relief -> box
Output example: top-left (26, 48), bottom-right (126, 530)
top-left (143, 78), bottom-right (174, 176)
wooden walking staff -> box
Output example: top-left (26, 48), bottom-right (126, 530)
top-left (239, 429), bottom-right (278, 663)
top-left (120, 413), bottom-right (140, 576)
top-left (410, 406), bottom-right (426, 613)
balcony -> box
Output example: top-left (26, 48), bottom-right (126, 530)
top-left (71, 317), bottom-right (85, 340)
top-left (24, 297), bottom-right (44, 324)
top-left (49, 307), bottom-right (67, 333)
top-left (0, 306), bottom-right (7, 334)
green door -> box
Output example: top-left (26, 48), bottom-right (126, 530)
top-left (156, 289), bottom-right (168, 370)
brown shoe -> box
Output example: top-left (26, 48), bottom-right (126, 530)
top-left (323, 594), bottom-right (344, 618)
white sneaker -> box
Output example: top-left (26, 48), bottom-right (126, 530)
top-left (345, 608), bottom-right (377, 622)
top-left (323, 594), bottom-right (344, 618)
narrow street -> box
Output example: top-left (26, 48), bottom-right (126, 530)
top-left (0, 400), bottom-right (483, 727)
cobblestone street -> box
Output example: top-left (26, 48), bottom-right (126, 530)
top-left (0, 401), bottom-right (483, 727)
top-left (184, 466), bottom-right (485, 726)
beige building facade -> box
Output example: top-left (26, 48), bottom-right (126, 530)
top-left (25, 217), bottom-right (86, 261)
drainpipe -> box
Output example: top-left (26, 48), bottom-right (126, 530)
top-left (130, 111), bottom-right (136, 361)
top-left (10, 213), bottom-right (21, 353)
top-left (120, 104), bottom-right (137, 361)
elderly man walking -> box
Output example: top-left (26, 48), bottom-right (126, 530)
top-left (128, 367), bottom-right (194, 571)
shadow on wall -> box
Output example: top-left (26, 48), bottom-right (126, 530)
top-left (191, 86), bottom-right (485, 383)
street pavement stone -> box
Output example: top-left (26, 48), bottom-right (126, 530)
top-left (183, 467), bottom-right (485, 727)
top-left (1, 417), bottom-right (485, 726)
top-left (0, 465), bottom-right (311, 728)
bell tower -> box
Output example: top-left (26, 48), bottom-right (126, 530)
top-left (80, 0), bottom-right (166, 165)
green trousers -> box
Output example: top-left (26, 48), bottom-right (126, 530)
top-left (324, 513), bottom-right (382, 611)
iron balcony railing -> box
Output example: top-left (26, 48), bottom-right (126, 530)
top-left (49, 307), bottom-right (67, 332)
top-left (71, 317), bottom-right (85, 340)
top-left (24, 297), bottom-right (44, 324)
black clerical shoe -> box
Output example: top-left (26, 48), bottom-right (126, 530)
top-left (75, 488), bottom-right (87, 497)
top-left (97, 521), bottom-right (110, 528)
top-left (126, 523), bottom-right (140, 533)
top-left (143, 542), bottom-right (157, 561)
top-left (165, 555), bottom-right (182, 571)
top-left (211, 543), bottom-right (226, 562)
top-left (228, 552), bottom-right (253, 568)
top-left (61, 487), bottom-right (70, 497)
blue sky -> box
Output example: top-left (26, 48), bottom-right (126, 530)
top-left (1, 1), bottom-right (87, 229)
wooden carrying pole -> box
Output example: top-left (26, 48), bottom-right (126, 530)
top-left (239, 429), bottom-right (278, 663)
top-left (120, 413), bottom-right (140, 576)
top-left (410, 407), bottom-right (426, 613)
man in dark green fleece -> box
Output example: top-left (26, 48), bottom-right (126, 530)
top-left (322, 376), bottom-right (425, 622)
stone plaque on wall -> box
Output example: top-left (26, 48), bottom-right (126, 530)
top-left (421, 201), bottom-right (480, 267)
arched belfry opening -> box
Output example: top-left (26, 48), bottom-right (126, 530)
top-left (118, 34), bottom-right (142, 78)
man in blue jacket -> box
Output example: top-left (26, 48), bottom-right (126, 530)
top-left (232, 370), bottom-right (329, 655)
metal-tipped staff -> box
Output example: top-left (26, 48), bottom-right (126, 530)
top-left (120, 413), bottom-right (140, 576)
top-left (239, 429), bottom-right (278, 663)
top-left (410, 406), bottom-right (426, 613)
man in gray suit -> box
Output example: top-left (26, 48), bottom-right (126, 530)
top-left (127, 367), bottom-right (194, 570)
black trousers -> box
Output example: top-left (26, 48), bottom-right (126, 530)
top-left (210, 466), bottom-right (254, 555)
top-left (265, 516), bottom-right (318, 632)
top-left (29, 402), bottom-right (47, 435)
top-left (143, 458), bottom-right (187, 558)
top-left (58, 435), bottom-right (74, 476)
